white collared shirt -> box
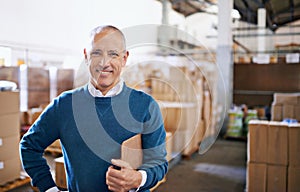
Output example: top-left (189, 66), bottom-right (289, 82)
top-left (87, 79), bottom-right (124, 97)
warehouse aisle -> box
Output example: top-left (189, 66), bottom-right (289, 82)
top-left (155, 138), bottom-right (247, 192)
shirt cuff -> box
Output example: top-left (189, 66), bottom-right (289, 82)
top-left (138, 170), bottom-right (147, 187)
top-left (46, 186), bottom-right (60, 192)
top-left (129, 170), bottom-right (147, 192)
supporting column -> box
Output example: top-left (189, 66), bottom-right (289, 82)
top-left (217, 0), bottom-right (233, 134)
top-left (257, 8), bottom-right (266, 52)
top-left (200, 0), bottom-right (233, 154)
top-left (158, 0), bottom-right (171, 54)
top-left (161, 0), bottom-right (169, 25)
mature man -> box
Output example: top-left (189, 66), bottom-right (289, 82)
top-left (20, 25), bottom-right (168, 192)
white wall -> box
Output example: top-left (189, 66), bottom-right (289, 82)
top-left (0, 0), bottom-right (194, 69)
top-left (0, 0), bottom-right (164, 55)
top-left (1, 0), bottom-right (297, 61)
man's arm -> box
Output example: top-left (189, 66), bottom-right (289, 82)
top-left (20, 100), bottom-right (61, 191)
top-left (138, 99), bottom-right (169, 190)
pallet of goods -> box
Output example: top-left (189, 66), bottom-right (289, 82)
top-left (247, 120), bottom-right (300, 192)
top-left (0, 91), bottom-right (22, 187)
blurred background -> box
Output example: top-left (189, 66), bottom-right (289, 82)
top-left (0, 0), bottom-right (299, 192)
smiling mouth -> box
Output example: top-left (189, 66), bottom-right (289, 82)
top-left (95, 69), bottom-right (113, 74)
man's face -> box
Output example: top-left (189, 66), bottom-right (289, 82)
top-left (87, 30), bottom-right (128, 95)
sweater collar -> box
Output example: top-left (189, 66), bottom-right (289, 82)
top-left (87, 79), bottom-right (124, 98)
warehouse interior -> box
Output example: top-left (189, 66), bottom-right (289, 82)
top-left (0, 0), bottom-right (300, 191)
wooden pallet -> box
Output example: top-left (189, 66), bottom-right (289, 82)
top-left (182, 146), bottom-right (199, 160)
top-left (224, 135), bottom-right (247, 141)
top-left (0, 176), bottom-right (32, 192)
top-left (150, 176), bottom-right (167, 192)
top-left (45, 146), bottom-right (62, 157)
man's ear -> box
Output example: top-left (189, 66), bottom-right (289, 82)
top-left (84, 48), bottom-right (88, 65)
top-left (122, 51), bottom-right (129, 67)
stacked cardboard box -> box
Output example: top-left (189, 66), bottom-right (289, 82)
top-left (0, 91), bottom-right (21, 185)
top-left (7, 66), bottom-right (74, 109)
top-left (125, 62), bottom-right (208, 157)
top-left (151, 65), bottom-right (204, 157)
top-left (247, 120), bottom-right (300, 192)
top-left (271, 93), bottom-right (300, 122)
top-left (159, 101), bottom-right (202, 156)
top-left (56, 69), bottom-right (74, 96)
top-left (288, 123), bottom-right (300, 192)
top-left (27, 67), bottom-right (50, 108)
top-left (0, 66), bottom-right (19, 87)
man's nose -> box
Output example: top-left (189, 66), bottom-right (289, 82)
top-left (99, 55), bottom-right (110, 67)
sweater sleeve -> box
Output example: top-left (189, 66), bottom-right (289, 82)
top-left (138, 99), bottom-right (168, 190)
top-left (19, 98), bottom-right (62, 192)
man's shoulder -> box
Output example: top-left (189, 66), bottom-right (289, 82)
top-left (125, 86), bottom-right (154, 101)
top-left (57, 86), bottom-right (86, 100)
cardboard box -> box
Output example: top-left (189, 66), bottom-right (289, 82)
top-left (162, 106), bottom-right (180, 132)
top-left (268, 121), bottom-right (288, 165)
top-left (267, 165), bottom-right (287, 192)
top-left (273, 93), bottom-right (299, 105)
top-left (294, 105), bottom-right (300, 121)
top-left (121, 134), bottom-right (142, 169)
top-left (203, 91), bottom-right (211, 124)
top-left (159, 101), bottom-right (197, 133)
top-left (283, 105), bottom-right (295, 119)
top-left (165, 132), bottom-right (172, 161)
top-left (55, 134), bottom-right (146, 190)
top-left (0, 66), bottom-right (19, 87)
top-left (0, 91), bottom-right (19, 116)
top-left (55, 157), bottom-right (67, 190)
top-left (28, 90), bottom-right (50, 108)
top-left (0, 135), bottom-right (20, 160)
top-left (0, 113), bottom-right (20, 137)
top-left (289, 124), bottom-right (300, 166)
top-left (27, 67), bottom-right (50, 89)
top-left (56, 69), bottom-right (74, 96)
top-left (183, 129), bottom-right (199, 156)
top-left (20, 111), bottom-right (30, 126)
top-left (248, 120), bottom-right (268, 163)
top-left (247, 162), bottom-right (266, 192)
top-left (171, 130), bottom-right (186, 154)
top-left (288, 166), bottom-right (300, 192)
top-left (197, 120), bottom-right (205, 143)
top-left (28, 107), bottom-right (43, 125)
top-left (180, 105), bottom-right (197, 132)
top-left (50, 139), bottom-right (61, 148)
top-left (254, 107), bottom-right (266, 119)
top-left (271, 104), bottom-right (282, 121)
top-left (0, 157), bottom-right (21, 185)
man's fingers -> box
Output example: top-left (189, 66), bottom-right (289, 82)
top-left (111, 159), bottom-right (133, 169)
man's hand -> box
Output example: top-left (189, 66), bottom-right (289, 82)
top-left (106, 159), bottom-right (142, 192)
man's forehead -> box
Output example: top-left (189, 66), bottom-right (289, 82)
top-left (91, 47), bottom-right (120, 52)
top-left (92, 41), bottom-right (123, 50)
top-left (93, 30), bottom-right (122, 42)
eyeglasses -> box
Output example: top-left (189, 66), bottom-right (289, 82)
top-left (89, 49), bottom-right (125, 59)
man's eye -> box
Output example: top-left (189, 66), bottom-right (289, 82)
top-left (91, 51), bottom-right (102, 56)
top-left (109, 52), bottom-right (119, 57)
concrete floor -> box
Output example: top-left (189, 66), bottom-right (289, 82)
top-left (155, 138), bottom-right (247, 192)
top-left (9, 138), bottom-right (247, 192)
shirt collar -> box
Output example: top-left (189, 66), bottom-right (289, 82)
top-left (88, 79), bottom-right (124, 97)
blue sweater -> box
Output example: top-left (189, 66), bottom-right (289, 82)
top-left (20, 84), bottom-right (168, 192)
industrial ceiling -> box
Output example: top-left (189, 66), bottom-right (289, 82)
top-left (166, 0), bottom-right (300, 31)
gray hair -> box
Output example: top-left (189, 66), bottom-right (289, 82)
top-left (87, 25), bottom-right (126, 52)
